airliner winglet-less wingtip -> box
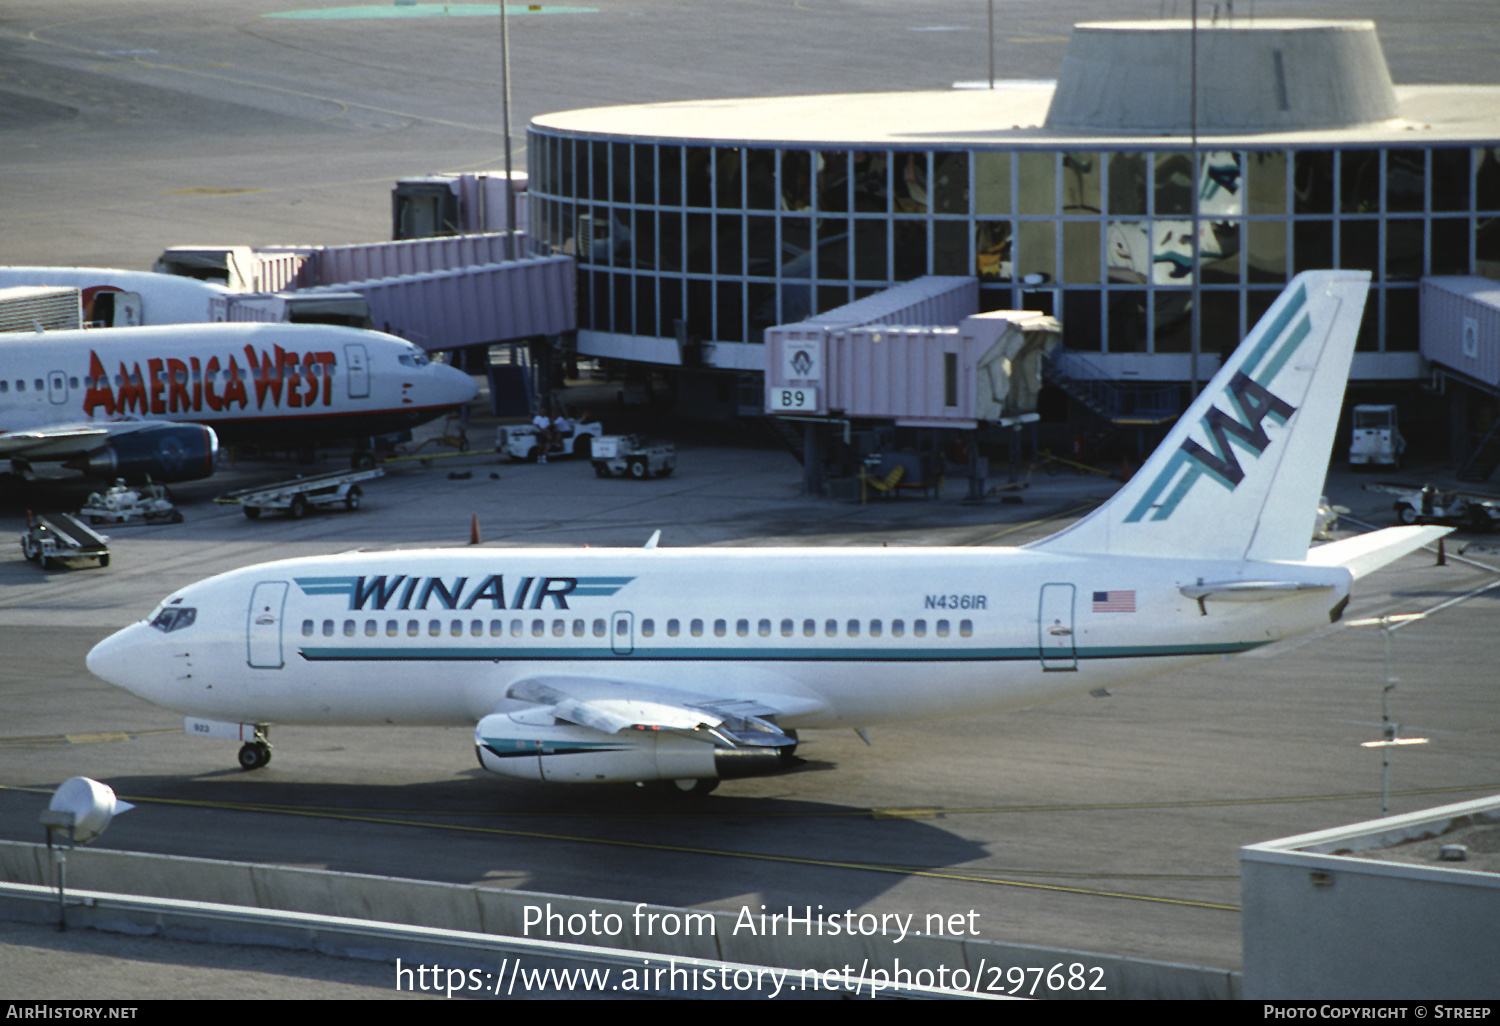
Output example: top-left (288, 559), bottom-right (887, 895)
top-left (86, 271), bottom-right (1449, 792)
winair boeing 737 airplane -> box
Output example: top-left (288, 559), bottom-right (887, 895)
top-left (87, 272), bottom-right (1448, 792)
top-left (0, 322), bottom-right (476, 483)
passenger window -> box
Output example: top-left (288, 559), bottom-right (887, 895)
top-left (846, 620), bottom-right (860, 637)
top-left (511, 619), bottom-right (523, 637)
top-left (323, 620), bottom-right (335, 637)
top-left (914, 619), bottom-right (927, 637)
top-left (532, 620), bottom-right (544, 637)
top-left (825, 619), bottom-right (837, 637)
top-left (386, 620), bottom-right (398, 637)
top-left (804, 619), bottom-right (816, 637)
top-left (553, 619), bottom-right (565, 637)
top-left (759, 619), bottom-right (772, 637)
top-left (960, 619), bottom-right (973, 637)
top-left (451, 619), bottom-right (462, 637)
top-left (343, 620), bottom-right (356, 637)
top-left (471, 620), bottom-right (482, 636)
top-left (593, 618), bottom-right (607, 637)
top-left (714, 619), bottom-right (727, 637)
top-left (869, 619), bottom-right (882, 637)
top-left (892, 619), bottom-right (904, 637)
top-left (737, 619), bottom-right (749, 637)
top-left (407, 620), bottom-right (419, 636)
top-left (301, 619), bottom-right (314, 637)
top-left (668, 619), bottom-right (680, 637)
top-left (490, 620), bottom-right (503, 636)
top-left (781, 618), bottom-right (794, 637)
top-left (574, 619), bottom-right (586, 637)
top-left (691, 619), bottom-right (704, 637)
top-left (937, 619), bottom-right (950, 637)
top-left (428, 620), bottom-right (441, 637)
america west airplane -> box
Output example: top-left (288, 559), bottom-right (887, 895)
top-left (87, 271), bottom-right (1448, 792)
top-left (0, 322), bottom-right (477, 484)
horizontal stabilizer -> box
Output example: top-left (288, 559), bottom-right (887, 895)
top-left (1303, 526), bottom-right (1452, 579)
top-left (1180, 580), bottom-right (1334, 602)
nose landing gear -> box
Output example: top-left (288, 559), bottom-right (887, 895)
top-left (238, 738), bottom-right (272, 770)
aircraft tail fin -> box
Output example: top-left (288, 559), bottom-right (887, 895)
top-left (1031, 271), bottom-right (1371, 563)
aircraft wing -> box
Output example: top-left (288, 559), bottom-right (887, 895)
top-left (0, 422), bottom-right (113, 461)
top-left (0, 419), bottom-right (177, 461)
top-left (506, 676), bottom-right (826, 746)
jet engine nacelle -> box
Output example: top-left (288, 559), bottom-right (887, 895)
top-left (474, 708), bottom-right (788, 784)
top-left (74, 424), bottom-right (218, 483)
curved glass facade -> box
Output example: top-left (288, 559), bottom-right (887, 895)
top-left (528, 131), bottom-right (1500, 370)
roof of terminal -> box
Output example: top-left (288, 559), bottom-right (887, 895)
top-left (535, 19), bottom-right (1500, 150)
top-left (532, 83), bottom-right (1500, 149)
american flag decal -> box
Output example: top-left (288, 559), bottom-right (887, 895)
top-left (1092, 590), bottom-right (1136, 613)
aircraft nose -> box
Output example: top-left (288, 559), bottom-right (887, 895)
top-left (87, 623), bottom-right (159, 700)
top-left (437, 363), bottom-right (479, 406)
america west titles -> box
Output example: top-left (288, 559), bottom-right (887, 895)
top-left (80, 344), bottom-right (340, 417)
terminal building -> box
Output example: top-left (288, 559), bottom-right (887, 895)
top-left (525, 19), bottom-right (1500, 474)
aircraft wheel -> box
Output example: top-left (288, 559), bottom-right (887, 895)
top-left (628, 457), bottom-right (648, 480)
top-left (289, 495), bottom-right (308, 519)
top-left (1395, 503), bottom-right (1417, 525)
top-left (238, 742), bottom-right (272, 771)
top-left (667, 778), bottom-right (719, 797)
top-left (345, 486), bottom-right (362, 511)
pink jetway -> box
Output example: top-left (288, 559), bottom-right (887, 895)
top-left (764, 278), bottom-right (1058, 426)
top-left (158, 233), bottom-right (574, 351)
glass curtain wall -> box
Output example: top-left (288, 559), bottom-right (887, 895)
top-left (529, 129), bottom-right (1499, 360)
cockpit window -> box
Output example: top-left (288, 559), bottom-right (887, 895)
top-left (149, 607), bottom-right (197, 633)
top-left (397, 350), bottom-right (431, 368)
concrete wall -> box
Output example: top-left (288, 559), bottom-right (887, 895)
top-left (1241, 796), bottom-right (1500, 1000)
top-left (0, 840), bottom-right (1235, 1000)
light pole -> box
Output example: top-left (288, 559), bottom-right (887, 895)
top-left (500, 2), bottom-right (517, 260)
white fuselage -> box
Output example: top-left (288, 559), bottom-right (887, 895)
top-left (87, 546), bottom-right (1351, 731)
top-left (0, 322), bottom-right (475, 445)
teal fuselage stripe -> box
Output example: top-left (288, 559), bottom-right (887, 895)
top-left (296, 641), bottom-right (1268, 663)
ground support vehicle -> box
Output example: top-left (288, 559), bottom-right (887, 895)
top-left (497, 420), bottom-right (603, 462)
top-left (20, 512), bottom-right (109, 569)
top-left (591, 435), bottom-right (677, 479)
top-left (215, 467), bottom-right (384, 520)
top-left (1350, 404), bottom-right (1406, 468)
top-left (80, 480), bottom-right (182, 525)
top-left (1366, 482), bottom-right (1500, 531)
